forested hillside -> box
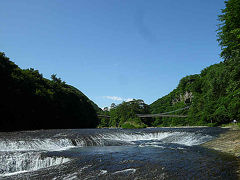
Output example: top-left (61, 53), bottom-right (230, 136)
top-left (150, 0), bottom-right (240, 127)
top-left (0, 52), bottom-right (100, 131)
top-left (98, 99), bottom-right (150, 129)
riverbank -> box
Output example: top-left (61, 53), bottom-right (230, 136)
top-left (202, 125), bottom-right (240, 157)
top-left (151, 126), bottom-right (208, 128)
top-left (201, 125), bottom-right (240, 177)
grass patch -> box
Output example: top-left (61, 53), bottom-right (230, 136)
top-left (221, 122), bottom-right (240, 130)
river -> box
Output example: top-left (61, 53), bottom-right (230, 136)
top-left (0, 127), bottom-right (238, 179)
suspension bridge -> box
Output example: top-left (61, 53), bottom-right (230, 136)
top-left (98, 106), bottom-right (189, 118)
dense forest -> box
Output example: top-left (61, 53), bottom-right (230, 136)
top-left (99, 0), bottom-right (240, 128)
top-left (0, 52), bottom-right (100, 131)
top-left (99, 100), bottom-right (151, 129)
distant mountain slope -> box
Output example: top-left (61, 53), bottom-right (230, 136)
top-left (150, 59), bottom-right (240, 126)
top-left (67, 85), bottom-right (102, 113)
top-left (0, 52), bottom-right (100, 131)
top-left (150, 74), bottom-right (197, 126)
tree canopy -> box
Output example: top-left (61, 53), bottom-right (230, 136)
top-left (217, 0), bottom-right (240, 59)
top-left (98, 99), bottom-right (150, 128)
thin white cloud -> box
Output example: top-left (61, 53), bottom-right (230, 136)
top-left (124, 98), bottom-right (134, 102)
top-left (103, 96), bottom-right (133, 102)
top-left (104, 96), bottom-right (123, 101)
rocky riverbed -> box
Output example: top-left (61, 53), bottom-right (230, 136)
top-left (202, 125), bottom-right (240, 177)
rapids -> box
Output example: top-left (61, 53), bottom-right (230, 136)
top-left (0, 127), bottom-right (238, 179)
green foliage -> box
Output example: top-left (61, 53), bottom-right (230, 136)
top-left (121, 121), bottom-right (146, 129)
top-left (150, 58), bottom-right (240, 127)
top-left (97, 110), bottom-right (110, 128)
top-left (121, 123), bottom-right (136, 129)
top-left (51, 74), bottom-right (63, 84)
top-left (150, 75), bottom-right (195, 127)
top-left (123, 117), bottom-right (147, 129)
top-left (98, 99), bottom-right (150, 128)
top-left (0, 52), bottom-right (99, 131)
top-left (207, 123), bottom-right (218, 127)
top-left (217, 0), bottom-right (240, 59)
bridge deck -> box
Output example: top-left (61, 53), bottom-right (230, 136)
top-left (136, 114), bottom-right (187, 118)
top-left (97, 115), bottom-right (111, 118)
top-left (98, 114), bottom-right (187, 118)
top-left (98, 106), bottom-right (189, 118)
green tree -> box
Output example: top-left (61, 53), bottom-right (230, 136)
top-left (108, 99), bottom-right (150, 128)
top-left (110, 103), bottom-right (116, 109)
top-left (51, 74), bottom-right (63, 84)
top-left (217, 0), bottom-right (240, 59)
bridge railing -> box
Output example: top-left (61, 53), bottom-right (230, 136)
top-left (98, 106), bottom-right (189, 119)
top-left (136, 114), bottom-right (187, 118)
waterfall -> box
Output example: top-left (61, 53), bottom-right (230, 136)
top-left (0, 151), bottom-right (69, 176)
top-left (0, 138), bottom-right (74, 152)
top-left (0, 129), bottom-right (213, 176)
top-left (0, 131), bottom-right (212, 152)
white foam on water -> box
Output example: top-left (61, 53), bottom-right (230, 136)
top-left (0, 151), bottom-right (70, 177)
top-left (61, 172), bottom-right (78, 180)
top-left (112, 168), bottom-right (136, 175)
top-left (0, 131), bottom-right (212, 152)
top-left (139, 144), bottom-right (166, 148)
top-left (102, 132), bottom-right (172, 142)
top-left (0, 170), bottom-right (28, 177)
top-left (0, 130), bottom-right (213, 177)
top-left (160, 132), bottom-right (212, 146)
top-left (99, 132), bottom-right (212, 146)
top-left (0, 138), bottom-right (75, 152)
top-left (99, 170), bottom-right (108, 175)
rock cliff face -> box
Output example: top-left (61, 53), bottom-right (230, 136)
top-left (172, 91), bottom-right (193, 105)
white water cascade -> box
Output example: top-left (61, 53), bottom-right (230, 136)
top-left (0, 151), bottom-right (69, 176)
top-left (0, 130), bottom-right (213, 177)
top-left (0, 138), bottom-right (74, 152)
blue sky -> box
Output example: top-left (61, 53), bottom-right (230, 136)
top-left (0, 0), bottom-right (225, 108)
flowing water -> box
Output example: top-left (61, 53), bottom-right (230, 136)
top-left (0, 127), bottom-right (238, 179)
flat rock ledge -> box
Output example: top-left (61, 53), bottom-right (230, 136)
top-left (202, 128), bottom-right (240, 157)
top-left (202, 127), bottom-right (240, 177)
